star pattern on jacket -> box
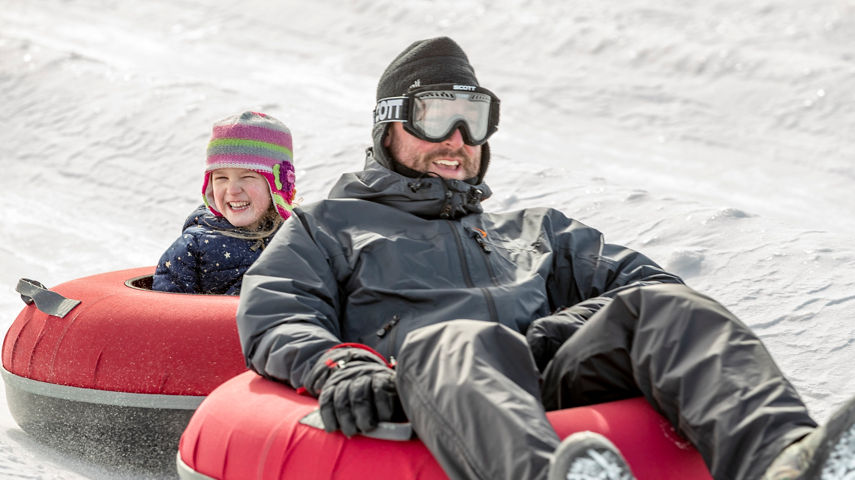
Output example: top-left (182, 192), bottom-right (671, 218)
top-left (151, 205), bottom-right (281, 295)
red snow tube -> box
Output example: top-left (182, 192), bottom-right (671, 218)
top-left (178, 371), bottom-right (712, 480)
top-left (1, 267), bottom-right (247, 472)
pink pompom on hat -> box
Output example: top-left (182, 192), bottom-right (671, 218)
top-left (202, 111), bottom-right (296, 220)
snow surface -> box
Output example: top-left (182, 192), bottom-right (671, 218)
top-left (1, 0), bottom-right (853, 477)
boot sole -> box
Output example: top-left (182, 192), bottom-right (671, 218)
top-left (807, 395), bottom-right (855, 479)
top-left (548, 431), bottom-right (636, 480)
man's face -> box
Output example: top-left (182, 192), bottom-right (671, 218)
top-left (383, 123), bottom-right (481, 181)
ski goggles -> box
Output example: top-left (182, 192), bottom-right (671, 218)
top-left (373, 84), bottom-right (500, 146)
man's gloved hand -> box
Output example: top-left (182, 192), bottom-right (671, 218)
top-left (304, 346), bottom-right (399, 437)
top-left (526, 297), bottom-right (612, 372)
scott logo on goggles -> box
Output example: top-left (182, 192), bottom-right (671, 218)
top-left (374, 98), bottom-right (406, 124)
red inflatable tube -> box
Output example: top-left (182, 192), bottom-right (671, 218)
top-left (178, 371), bottom-right (712, 480)
top-left (1, 267), bottom-right (247, 471)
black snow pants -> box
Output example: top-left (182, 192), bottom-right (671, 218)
top-left (395, 283), bottom-right (817, 480)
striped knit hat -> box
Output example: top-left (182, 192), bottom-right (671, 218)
top-left (202, 111), bottom-right (296, 220)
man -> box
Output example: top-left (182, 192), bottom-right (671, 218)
top-left (237, 37), bottom-right (855, 480)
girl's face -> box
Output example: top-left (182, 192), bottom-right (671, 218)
top-left (211, 168), bottom-right (272, 229)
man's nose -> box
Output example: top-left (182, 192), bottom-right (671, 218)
top-left (443, 128), bottom-right (465, 148)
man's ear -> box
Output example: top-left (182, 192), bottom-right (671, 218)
top-left (382, 125), bottom-right (392, 148)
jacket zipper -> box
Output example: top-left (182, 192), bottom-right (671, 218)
top-left (376, 314), bottom-right (401, 365)
top-left (470, 227), bottom-right (491, 253)
top-left (470, 227), bottom-right (499, 285)
top-left (446, 221), bottom-right (499, 323)
top-left (447, 221), bottom-right (475, 287)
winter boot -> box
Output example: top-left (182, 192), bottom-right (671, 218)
top-left (762, 395), bottom-right (855, 479)
top-left (548, 431), bottom-right (636, 480)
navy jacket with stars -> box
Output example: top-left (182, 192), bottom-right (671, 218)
top-left (152, 206), bottom-right (278, 295)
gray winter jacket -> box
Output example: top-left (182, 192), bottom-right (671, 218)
top-left (236, 152), bottom-right (682, 389)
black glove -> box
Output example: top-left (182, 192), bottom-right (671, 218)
top-left (304, 346), bottom-right (399, 437)
top-left (526, 297), bottom-right (612, 372)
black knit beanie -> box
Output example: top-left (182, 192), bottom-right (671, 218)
top-left (372, 36), bottom-right (492, 184)
top-left (376, 37), bottom-right (479, 99)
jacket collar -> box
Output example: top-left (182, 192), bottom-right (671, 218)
top-left (328, 149), bottom-right (492, 219)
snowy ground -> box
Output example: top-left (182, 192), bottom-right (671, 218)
top-left (1, 0), bottom-right (853, 477)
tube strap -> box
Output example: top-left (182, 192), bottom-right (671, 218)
top-left (16, 278), bottom-right (81, 318)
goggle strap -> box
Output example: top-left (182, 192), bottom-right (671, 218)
top-left (374, 96), bottom-right (409, 125)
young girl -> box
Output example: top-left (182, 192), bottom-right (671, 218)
top-left (152, 111), bottom-right (297, 295)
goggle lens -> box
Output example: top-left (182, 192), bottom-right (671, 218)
top-left (412, 91), bottom-right (491, 143)
top-left (374, 84), bottom-right (500, 146)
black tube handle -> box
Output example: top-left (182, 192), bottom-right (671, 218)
top-left (16, 278), bottom-right (80, 318)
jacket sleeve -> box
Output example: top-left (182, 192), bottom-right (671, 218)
top-left (547, 209), bottom-right (683, 312)
top-left (236, 208), bottom-right (345, 389)
top-left (527, 211), bottom-right (683, 367)
top-left (151, 234), bottom-right (201, 293)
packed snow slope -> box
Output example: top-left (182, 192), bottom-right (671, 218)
top-left (1, 0), bottom-right (853, 478)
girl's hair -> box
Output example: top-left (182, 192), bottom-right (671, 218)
top-left (219, 204), bottom-right (284, 241)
